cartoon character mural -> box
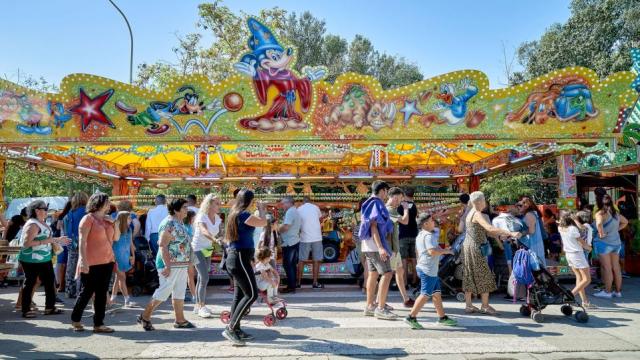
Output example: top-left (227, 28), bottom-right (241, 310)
top-left (47, 101), bottom-right (72, 128)
top-left (432, 77), bottom-right (478, 125)
top-left (505, 75), bottom-right (598, 124)
top-left (233, 18), bottom-right (326, 132)
top-left (323, 86), bottom-right (396, 131)
top-left (0, 91), bottom-right (51, 135)
top-left (118, 85), bottom-right (222, 136)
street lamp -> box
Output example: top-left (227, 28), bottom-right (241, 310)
top-left (107, 0), bottom-right (134, 84)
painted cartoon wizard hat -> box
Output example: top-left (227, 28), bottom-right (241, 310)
top-left (246, 18), bottom-right (283, 54)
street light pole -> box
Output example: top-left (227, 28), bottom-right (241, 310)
top-left (107, 0), bottom-right (134, 84)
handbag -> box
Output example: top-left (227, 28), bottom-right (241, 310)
top-left (480, 242), bottom-right (492, 257)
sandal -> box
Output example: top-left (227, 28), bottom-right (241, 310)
top-left (480, 305), bottom-right (498, 316)
top-left (93, 325), bottom-right (115, 333)
top-left (44, 308), bottom-right (63, 315)
top-left (22, 311), bottom-right (37, 318)
top-left (71, 322), bottom-right (85, 332)
top-left (173, 321), bottom-right (196, 329)
top-left (464, 306), bottom-right (480, 314)
top-left (137, 314), bottom-right (155, 331)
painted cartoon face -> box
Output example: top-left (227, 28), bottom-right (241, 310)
top-left (367, 102), bottom-right (394, 131)
top-left (437, 84), bottom-right (455, 104)
top-left (260, 49), bottom-right (292, 75)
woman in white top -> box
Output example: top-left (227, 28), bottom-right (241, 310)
top-left (558, 212), bottom-right (594, 309)
top-left (191, 194), bottom-right (222, 318)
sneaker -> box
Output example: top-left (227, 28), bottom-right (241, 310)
top-left (374, 307), bottom-right (398, 320)
top-left (55, 296), bottom-right (65, 304)
top-left (312, 283), bottom-right (325, 289)
top-left (438, 316), bottom-right (458, 326)
top-left (582, 302), bottom-right (598, 310)
top-left (404, 316), bottom-right (423, 330)
top-left (235, 328), bottom-right (254, 340)
top-left (124, 298), bottom-right (137, 308)
top-left (373, 302), bottom-right (394, 311)
top-left (222, 328), bottom-right (246, 346)
top-left (363, 305), bottom-right (375, 317)
top-left (593, 290), bottom-right (613, 299)
top-left (192, 304), bottom-right (200, 314)
top-left (612, 292), bottom-right (622, 298)
top-left (403, 299), bottom-right (415, 308)
top-left (198, 306), bottom-right (212, 318)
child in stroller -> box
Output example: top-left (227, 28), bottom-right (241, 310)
top-left (220, 247), bottom-right (288, 327)
top-left (514, 236), bottom-right (589, 323)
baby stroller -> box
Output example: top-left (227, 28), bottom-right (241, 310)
top-left (127, 236), bottom-right (159, 297)
top-left (435, 233), bottom-right (466, 302)
top-left (514, 238), bottom-right (589, 323)
top-left (220, 290), bottom-right (288, 327)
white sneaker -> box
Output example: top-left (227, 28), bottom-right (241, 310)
top-left (593, 290), bottom-right (613, 299)
top-left (363, 305), bottom-right (375, 317)
top-left (193, 305), bottom-right (200, 314)
top-left (612, 292), bottom-right (622, 298)
top-left (198, 306), bottom-right (212, 318)
top-left (374, 307), bottom-right (398, 320)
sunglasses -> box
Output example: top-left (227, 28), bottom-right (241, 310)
top-left (37, 207), bottom-right (49, 211)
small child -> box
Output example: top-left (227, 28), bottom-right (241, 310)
top-left (255, 247), bottom-right (281, 304)
top-left (547, 222), bottom-right (562, 262)
top-left (574, 211), bottom-right (593, 264)
top-left (258, 215), bottom-right (278, 270)
top-left (405, 213), bottom-right (457, 329)
top-left (558, 211), bottom-right (595, 309)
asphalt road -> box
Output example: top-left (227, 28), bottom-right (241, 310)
top-left (1, 278), bottom-right (639, 359)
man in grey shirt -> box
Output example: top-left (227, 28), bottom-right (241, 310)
top-left (278, 196), bottom-right (301, 293)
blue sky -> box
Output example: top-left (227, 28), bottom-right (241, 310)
top-left (0, 0), bottom-right (572, 89)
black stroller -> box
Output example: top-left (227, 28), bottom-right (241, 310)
top-left (515, 239), bottom-right (589, 323)
top-left (433, 233), bottom-right (466, 302)
top-left (127, 236), bottom-right (159, 297)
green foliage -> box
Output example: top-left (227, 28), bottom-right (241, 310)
top-left (515, 0), bottom-right (640, 81)
top-left (480, 161), bottom-right (558, 206)
top-left (135, 1), bottom-right (422, 91)
top-left (3, 162), bottom-right (110, 201)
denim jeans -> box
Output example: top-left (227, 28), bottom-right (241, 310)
top-left (282, 243), bottom-right (299, 290)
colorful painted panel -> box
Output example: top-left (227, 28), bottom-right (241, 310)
top-left (0, 19), bottom-right (636, 145)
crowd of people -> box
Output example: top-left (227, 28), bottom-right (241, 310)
top-left (0, 181), bottom-right (633, 346)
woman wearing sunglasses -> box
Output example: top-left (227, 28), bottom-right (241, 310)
top-left (517, 197), bottom-right (547, 267)
top-left (18, 200), bottom-right (70, 318)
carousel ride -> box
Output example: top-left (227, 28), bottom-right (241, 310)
top-left (1, 19), bottom-right (639, 278)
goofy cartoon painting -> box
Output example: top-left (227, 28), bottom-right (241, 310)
top-left (234, 18), bottom-right (325, 132)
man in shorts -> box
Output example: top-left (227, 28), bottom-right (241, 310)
top-left (397, 187), bottom-right (419, 287)
top-left (359, 181), bottom-right (397, 320)
top-left (297, 197), bottom-right (325, 289)
top-left (386, 187), bottom-right (414, 308)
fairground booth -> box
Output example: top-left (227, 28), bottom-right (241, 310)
top-left (1, 19), bottom-right (639, 280)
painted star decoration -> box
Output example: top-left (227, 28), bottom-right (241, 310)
top-left (69, 88), bottom-right (116, 132)
top-left (400, 100), bottom-right (422, 126)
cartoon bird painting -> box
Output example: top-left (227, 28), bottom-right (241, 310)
top-left (432, 77), bottom-right (478, 125)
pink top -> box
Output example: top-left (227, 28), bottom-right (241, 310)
top-left (80, 214), bottom-right (115, 267)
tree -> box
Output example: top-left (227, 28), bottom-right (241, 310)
top-left (135, 1), bottom-right (423, 90)
top-left (515, 0), bottom-right (640, 80)
top-left (480, 161), bottom-right (558, 206)
top-left (3, 161), bottom-right (109, 201)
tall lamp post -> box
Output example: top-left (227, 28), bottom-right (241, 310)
top-left (107, 0), bottom-right (134, 84)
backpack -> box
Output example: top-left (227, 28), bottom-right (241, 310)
top-left (512, 248), bottom-right (535, 287)
top-left (345, 248), bottom-right (363, 278)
